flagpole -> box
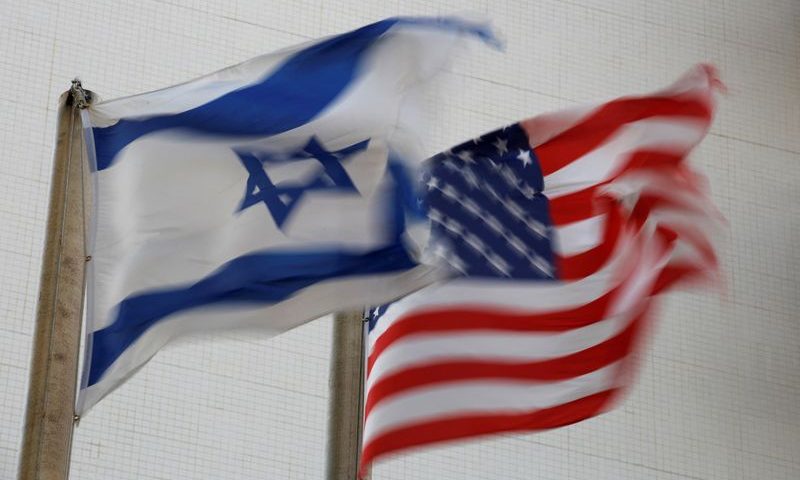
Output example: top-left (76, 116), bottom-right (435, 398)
top-left (326, 310), bottom-right (369, 480)
top-left (18, 81), bottom-right (91, 480)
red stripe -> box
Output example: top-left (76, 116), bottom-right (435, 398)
top-left (367, 288), bottom-right (619, 375)
top-left (360, 389), bottom-right (618, 474)
top-left (548, 187), bottom-right (609, 225)
top-left (545, 150), bottom-right (688, 227)
top-left (535, 96), bottom-right (711, 176)
top-left (365, 316), bottom-right (641, 417)
top-left (555, 205), bottom-right (623, 280)
top-left (632, 192), bottom-right (697, 221)
top-left (653, 265), bottom-right (703, 294)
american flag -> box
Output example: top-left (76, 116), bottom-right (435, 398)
top-left (360, 64), bottom-right (725, 471)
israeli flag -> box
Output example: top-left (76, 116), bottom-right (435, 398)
top-left (78, 17), bottom-right (499, 413)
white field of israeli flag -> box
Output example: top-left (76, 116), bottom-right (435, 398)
top-left (77, 17), bottom-right (499, 414)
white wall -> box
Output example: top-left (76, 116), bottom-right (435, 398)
top-left (1, 1), bottom-right (798, 479)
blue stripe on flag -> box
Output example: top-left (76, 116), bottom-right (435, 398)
top-left (91, 17), bottom-right (499, 171)
top-left (87, 243), bottom-right (417, 386)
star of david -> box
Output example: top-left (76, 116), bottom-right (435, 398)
top-left (235, 136), bottom-right (369, 228)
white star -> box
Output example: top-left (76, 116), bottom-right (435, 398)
top-left (493, 137), bottom-right (509, 155)
top-left (464, 233), bottom-right (486, 253)
top-left (484, 184), bottom-right (502, 202)
top-left (519, 184), bottom-right (537, 199)
top-left (461, 198), bottom-right (482, 217)
top-left (485, 252), bottom-right (512, 277)
top-left (457, 150), bottom-right (475, 164)
top-left (500, 166), bottom-right (520, 188)
top-left (525, 218), bottom-right (548, 237)
top-left (444, 218), bottom-right (464, 235)
top-left (517, 149), bottom-right (532, 167)
top-left (503, 198), bottom-right (527, 221)
top-left (443, 160), bottom-right (458, 171)
top-left (441, 184), bottom-right (460, 201)
top-left (530, 255), bottom-right (553, 277)
top-left (462, 169), bottom-right (480, 189)
top-left (428, 208), bottom-right (444, 224)
top-left (482, 214), bottom-right (505, 235)
top-left (430, 241), bottom-right (449, 259)
top-left (447, 253), bottom-right (468, 274)
top-left (506, 234), bottom-right (528, 256)
top-left (426, 177), bottom-right (440, 191)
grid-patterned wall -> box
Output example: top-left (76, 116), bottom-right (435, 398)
top-left (1, 1), bottom-right (798, 479)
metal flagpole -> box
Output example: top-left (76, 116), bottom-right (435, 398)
top-left (326, 310), bottom-right (370, 480)
top-left (18, 81), bottom-right (91, 480)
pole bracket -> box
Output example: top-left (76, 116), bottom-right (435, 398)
top-left (70, 78), bottom-right (92, 109)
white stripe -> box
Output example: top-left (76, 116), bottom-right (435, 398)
top-left (368, 230), bottom-right (637, 350)
top-left (367, 310), bottom-right (632, 391)
top-left (362, 362), bottom-right (621, 446)
top-left (553, 214), bottom-right (606, 256)
top-left (543, 118), bottom-right (708, 198)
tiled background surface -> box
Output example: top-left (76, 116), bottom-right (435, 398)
top-left (1, 1), bottom-right (798, 478)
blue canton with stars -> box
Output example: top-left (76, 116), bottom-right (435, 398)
top-left (369, 124), bottom-right (559, 332)
top-left (235, 136), bottom-right (369, 228)
top-left (421, 123), bottom-right (557, 280)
